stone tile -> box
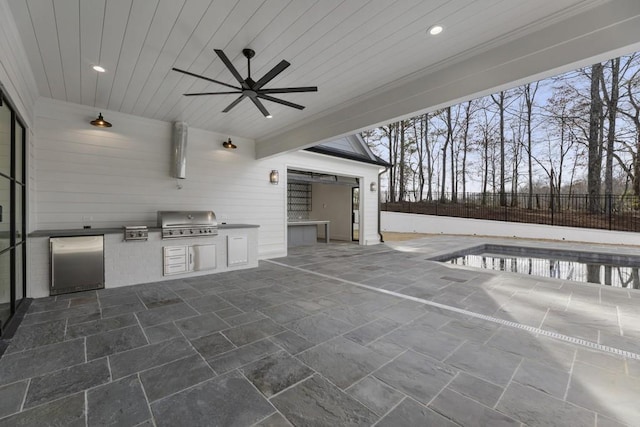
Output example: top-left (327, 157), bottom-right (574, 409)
top-left (144, 322), bottom-right (182, 344)
top-left (254, 412), bottom-right (292, 427)
top-left (137, 286), bottom-right (181, 309)
top-left (597, 414), bottom-right (630, 427)
top-left (438, 317), bottom-right (500, 343)
top-left (373, 350), bottom-right (456, 404)
top-left (0, 393), bottom-right (85, 427)
top-left (28, 299), bottom-right (69, 313)
top-left (21, 304), bottom-right (100, 326)
top-left (378, 301), bottom-right (426, 323)
top-left (214, 306), bottom-right (243, 319)
top-left (220, 293), bottom-right (266, 311)
top-left (286, 314), bottom-right (352, 344)
top-left (66, 313), bottom-right (137, 340)
top-left (486, 327), bottom-right (576, 370)
top-left (271, 375), bottom-right (377, 427)
top-left (366, 339), bottom-right (406, 359)
top-left (140, 354), bottom-right (214, 402)
top-left (346, 376), bottom-right (404, 416)
top-left (241, 351), bottom-right (314, 397)
top-left (88, 376), bottom-right (151, 426)
top-left (184, 294), bottom-right (231, 313)
top-left (207, 338), bottom-right (281, 374)
top-left (0, 381), bottom-right (28, 418)
top-left (174, 313), bottom-right (229, 339)
top-left (86, 324), bottom-right (148, 360)
top-left (497, 382), bottom-right (595, 427)
top-left (109, 337), bottom-right (195, 379)
top-left (377, 398), bottom-right (457, 427)
top-left (101, 300), bottom-right (146, 318)
top-left (321, 305), bottom-right (377, 327)
top-left (224, 311), bottom-right (267, 327)
top-left (222, 319), bottom-right (284, 346)
top-left (344, 318), bottom-right (401, 346)
top-left (513, 358), bottom-right (569, 399)
top-left (259, 304), bottom-right (310, 324)
top-left (430, 388), bottom-right (520, 426)
top-left (24, 358), bottom-right (110, 408)
top-left (99, 292), bottom-right (141, 308)
top-left (67, 311), bottom-right (103, 325)
top-left (270, 330), bottom-right (314, 355)
top-left (566, 361), bottom-right (640, 425)
top-left (298, 336), bottom-right (388, 389)
top-left (0, 339), bottom-right (85, 385)
top-left (447, 372), bottom-right (504, 408)
top-left (151, 371), bottom-right (274, 427)
top-left (383, 324), bottom-right (464, 361)
top-left (136, 302), bottom-right (198, 327)
top-left (7, 320), bottom-right (66, 353)
top-left (445, 341), bottom-right (522, 386)
top-left (190, 332), bottom-right (236, 359)
top-left (575, 348), bottom-right (626, 374)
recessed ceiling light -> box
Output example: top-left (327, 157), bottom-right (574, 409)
top-left (92, 65), bottom-right (106, 73)
top-left (428, 25), bottom-right (444, 36)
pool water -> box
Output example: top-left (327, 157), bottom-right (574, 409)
top-left (445, 250), bottom-right (640, 288)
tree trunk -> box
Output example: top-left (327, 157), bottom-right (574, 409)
top-left (587, 63), bottom-right (603, 213)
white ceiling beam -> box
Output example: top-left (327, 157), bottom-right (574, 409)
top-left (256, 0), bottom-right (640, 159)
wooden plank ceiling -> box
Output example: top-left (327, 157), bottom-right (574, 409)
top-left (8, 0), bottom-right (611, 141)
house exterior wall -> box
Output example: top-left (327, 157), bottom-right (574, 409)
top-left (31, 98), bottom-right (382, 261)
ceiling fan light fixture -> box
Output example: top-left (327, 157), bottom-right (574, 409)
top-left (266, 115), bottom-right (272, 119)
top-left (90, 112), bottom-right (112, 128)
top-left (222, 138), bottom-right (237, 149)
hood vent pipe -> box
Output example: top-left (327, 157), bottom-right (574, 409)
top-left (172, 121), bottom-right (188, 179)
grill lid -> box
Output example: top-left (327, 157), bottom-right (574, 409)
top-left (157, 211), bottom-right (217, 228)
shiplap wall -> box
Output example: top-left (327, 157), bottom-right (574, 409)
top-left (32, 98), bottom-right (383, 258)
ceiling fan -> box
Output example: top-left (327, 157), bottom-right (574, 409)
top-left (172, 48), bottom-right (318, 117)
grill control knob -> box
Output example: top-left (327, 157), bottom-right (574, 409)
top-left (179, 230), bottom-right (184, 234)
top-left (190, 230), bottom-right (194, 234)
top-left (168, 230), bottom-right (173, 235)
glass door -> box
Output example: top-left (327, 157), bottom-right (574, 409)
top-left (0, 88), bottom-right (27, 333)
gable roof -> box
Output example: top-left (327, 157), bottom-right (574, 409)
top-left (305, 134), bottom-right (391, 167)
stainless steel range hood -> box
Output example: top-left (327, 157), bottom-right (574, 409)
top-left (172, 121), bottom-right (188, 179)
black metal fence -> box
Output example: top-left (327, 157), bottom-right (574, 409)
top-left (382, 193), bottom-right (640, 232)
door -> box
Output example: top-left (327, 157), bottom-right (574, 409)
top-left (0, 88), bottom-right (27, 333)
top-left (352, 187), bottom-right (360, 242)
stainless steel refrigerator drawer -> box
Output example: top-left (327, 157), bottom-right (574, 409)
top-left (50, 236), bottom-right (105, 295)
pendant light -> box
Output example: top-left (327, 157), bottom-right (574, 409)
top-left (90, 113), bottom-right (112, 128)
top-left (222, 138), bottom-right (237, 149)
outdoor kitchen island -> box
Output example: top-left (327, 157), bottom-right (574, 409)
top-left (27, 223), bottom-right (259, 299)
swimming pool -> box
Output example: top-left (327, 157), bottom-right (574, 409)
top-left (438, 245), bottom-right (640, 288)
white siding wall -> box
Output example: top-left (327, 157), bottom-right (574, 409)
top-left (31, 98), bottom-right (383, 261)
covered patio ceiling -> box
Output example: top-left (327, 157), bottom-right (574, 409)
top-left (7, 0), bottom-right (640, 156)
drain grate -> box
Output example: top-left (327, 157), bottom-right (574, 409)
top-left (266, 259), bottom-right (640, 361)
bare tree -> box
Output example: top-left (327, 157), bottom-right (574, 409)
top-left (587, 63), bottom-right (604, 212)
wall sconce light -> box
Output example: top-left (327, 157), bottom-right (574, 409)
top-left (270, 170), bottom-right (279, 185)
top-left (370, 182), bottom-right (377, 192)
top-left (90, 113), bottom-right (112, 128)
top-left (222, 138), bottom-right (237, 149)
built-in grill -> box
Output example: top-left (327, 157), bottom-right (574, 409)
top-left (158, 210), bottom-right (218, 239)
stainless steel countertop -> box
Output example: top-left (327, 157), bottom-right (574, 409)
top-left (287, 220), bottom-right (330, 225)
top-left (28, 223), bottom-right (259, 238)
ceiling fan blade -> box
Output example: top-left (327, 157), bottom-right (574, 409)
top-left (214, 49), bottom-right (249, 89)
top-left (258, 86), bottom-right (318, 94)
top-left (222, 94), bottom-right (246, 113)
top-left (172, 67), bottom-right (240, 90)
top-left (183, 91), bottom-right (242, 96)
top-left (254, 60), bottom-right (290, 90)
top-left (249, 97), bottom-right (271, 117)
top-left (258, 94), bottom-right (305, 110)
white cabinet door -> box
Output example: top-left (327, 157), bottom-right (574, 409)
top-left (227, 235), bottom-right (248, 267)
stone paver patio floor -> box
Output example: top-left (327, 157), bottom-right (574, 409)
top-left (1, 235), bottom-right (639, 426)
